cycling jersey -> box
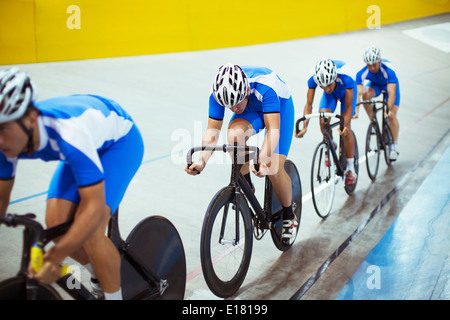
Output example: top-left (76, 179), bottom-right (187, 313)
top-left (208, 66), bottom-right (294, 156)
top-left (307, 60), bottom-right (357, 115)
top-left (0, 94), bottom-right (144, 213)
top-left (356, 59), bottom-right (400, 106)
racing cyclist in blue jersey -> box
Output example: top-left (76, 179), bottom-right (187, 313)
top-left (0, 68), bottom-right (144, 300)
top-left (296, 59), bottom-right (357, 185)
top-left (355, 45), bottom-right (400, 161)
top-left (185, 63), bottom-right (297, 244)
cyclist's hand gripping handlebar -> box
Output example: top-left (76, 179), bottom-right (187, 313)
top-left (0, 214), bottom-right (71, 278)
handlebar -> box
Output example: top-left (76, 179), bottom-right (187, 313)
top-left (295, 112), bottom-right (343, 135)
top-left (0, 213), bottom-right (71, 277)
top-left (356, 99), bottom-right (389, 114)
top-left (356, 99), bottom-right (388, 107)
top-left (186, 144), bottom-right (260, 172)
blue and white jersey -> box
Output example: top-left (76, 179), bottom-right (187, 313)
top-left (356, 59), bottom-right (398, 86)
top-left (307, 60), bottom-right (356, 99)
top-left (209, 66), bottom-right (291, 120)
top-left (0, 95), bottom-right (135, 187)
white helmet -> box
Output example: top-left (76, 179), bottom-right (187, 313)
top-left (363, 45), bottom-right (381, 65)
top-left (212, 63), bottom-right (248, 108)
top-left (313, 59), bottom-right (337, 87)
top-left (0, 68), bottom-right (35, 124)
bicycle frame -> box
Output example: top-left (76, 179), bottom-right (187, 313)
top-left (0, 212), bottom-right (167, 300)
top-left (296, 112), bottom-right (346, 176)
top-left (358, 92), bottom-right (391, 151)
top-left (187, 143), bottom-right (274, 232)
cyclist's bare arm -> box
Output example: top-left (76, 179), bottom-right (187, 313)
top-left (253, 112), bottom-right (280, 177)
top-left (33, 181), bottom-right (108, 284)
top-left (339, 88), bottom-right (354, 136)
top-left (260, 112), bottom-right (280, 163)
top-left (185, 117), bottom-right (222, 175)
top-left (0, 178), bottom-right (14, 216)
top-left (386, 83), bottom-right (397, 116)
top-left (296, 88), bottom-right (315, 138)
top-left (354, 84), bottom-right (364, 118)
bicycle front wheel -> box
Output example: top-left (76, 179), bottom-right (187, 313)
top-left (311, 142), bottom-right (336, 219)
top-left (365, 122), bottom-right (380, 181)
top-left (200, 186), bottom-right (253, 298)
top-left (0, 276), bottom-right (62, 300)
top-left (121, 216), bottom-right (186, 300)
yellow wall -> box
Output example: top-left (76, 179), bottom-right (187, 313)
top-left (1, 0), bottom-right (449, 65)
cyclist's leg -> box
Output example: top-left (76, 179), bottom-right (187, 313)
top-left (227, 110), bottom-right (263, 175)
top-left (362, 82), bottom-right (379, 119)
top-left (386, 84), bottom-right (400, 143)
top-left (89, 124), bottom-right (143, 297)
top-left (340, 88), bottom-right (356, 160)
top-left (267, 97), bottom-right (294, 210)
top-left (318, 92), bottom-right (337, 140)
top-left (46, 164), bottom-right (90, 265)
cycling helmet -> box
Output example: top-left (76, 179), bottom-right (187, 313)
top-left (0, 68), bottom-right (35, 124)
top-left (212, 63), bottom-right (249, 108)
top-left (363, 45), bottom-right (381, 65)
top-left (313, 59), bottom-right (337, 87)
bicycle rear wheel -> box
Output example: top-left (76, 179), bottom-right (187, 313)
top-left (121, 216), bottom-right (186, 300)
top-left (200, 186), bottom-right (253, 298)
top-left (344, 130), bottom-right (359, 195)
top-left (365, 122), bottom-right (380, 181)
top-left (0, 276), bottom-right (62, 300)
top-left (268, 160), bottom-right (302, 251)
top-left (382, 121), bottom-right (394, 166)
top-left (311, 142), bottom-right (336, 219)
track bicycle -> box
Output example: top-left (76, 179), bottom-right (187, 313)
top-left (356, 92), bottom-right (395, 181)
top-left (0, 210), bottom-right (186, 300)
top-left (295, 113), bottom-right (359, 219)
top-left (186, 143), bottom-right (302, 298)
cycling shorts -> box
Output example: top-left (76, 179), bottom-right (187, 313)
top-left (366, 81), bottom-right (401, 107)
top-left (319, 89), bottom-right (357, 116)
top-left (47, 124), bottom-right (144, 215)
top-left (229, 96), bottom-right (294, 156)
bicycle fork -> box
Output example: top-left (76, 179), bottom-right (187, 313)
top-left (219, 190), bottom-right (241, 246)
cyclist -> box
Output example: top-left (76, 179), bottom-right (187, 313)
top-left (185, 63), bottom-right (297, 244)
top-left (296, 59), bottom-right (358, 185)
top-left (0, 68), bottom-right (144, 300)
top-left (355, 45), bottom-right (400, 161)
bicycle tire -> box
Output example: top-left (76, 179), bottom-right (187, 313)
top-left (382, 121), bottom-right (394, 166)
top-left (121, 216), bottom-right (186, 300)
top-left (365, 122), bottom-right (380, 181)
top-left (344, 130), bottom-right (359, 195)
top-left (268, 160), bottom-right (302, 251)
top-left (311, 142), bottom-right (336, 219)
top-left (0, 276), bottom-right (62, 300)
top-left (200, 186), bottom-right (253, 298)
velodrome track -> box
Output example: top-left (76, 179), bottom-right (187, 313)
top-left (1, 13), bottom-right (449, 300)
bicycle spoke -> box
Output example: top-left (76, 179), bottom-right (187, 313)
top-left (209, 204), bottom-right (247, 282)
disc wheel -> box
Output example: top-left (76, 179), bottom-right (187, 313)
top-left (121, 216), bottom-right (186, 300)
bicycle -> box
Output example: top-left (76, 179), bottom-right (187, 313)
top-left (295, 113), bottom-right (359, 219)
top-left (186, 143), bottom-right (302, 298)
top-left (0, 210), bottom-right (186, 300)
top-left (356, 92), bottom-right (395, 181)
